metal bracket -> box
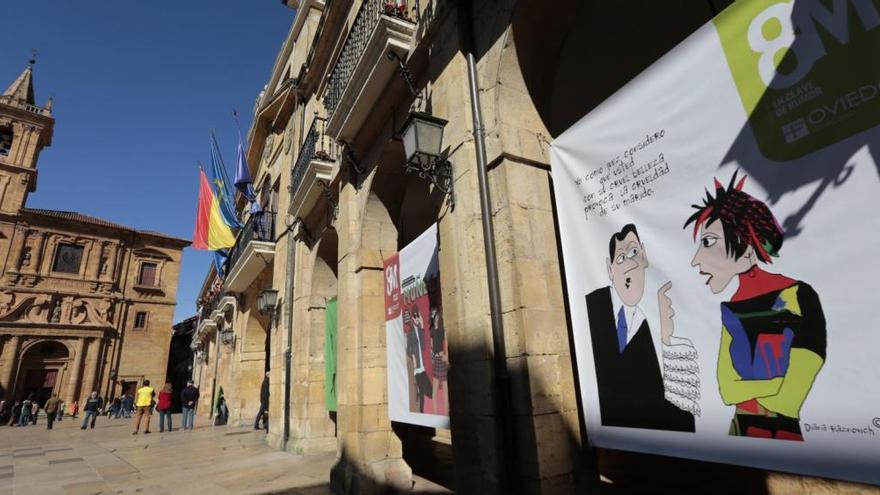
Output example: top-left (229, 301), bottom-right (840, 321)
top-left (341, 140), bottom-right (365, 178)
top-left (293, 218), bottom-right (315, 247)
top-left (387, 51), bottom-right (421, 99)
top-left (404, 156), bottom-right (455, 210)
top-left (317, 180), bottom-right (339, 227)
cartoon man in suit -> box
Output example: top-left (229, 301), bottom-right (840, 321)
top-left (585, 224), bottom-right (699, 432)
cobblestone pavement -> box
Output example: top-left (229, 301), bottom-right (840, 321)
top-left (0, 413), bottom-right (450, 495)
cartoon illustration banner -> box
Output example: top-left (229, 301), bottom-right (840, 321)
top-left (551, 0), bottom-right (880, 484)
top-left (384, 224), bottom-right (450, 428)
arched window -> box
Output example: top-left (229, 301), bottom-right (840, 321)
top-left (0, 127), bottom-right (12, 156)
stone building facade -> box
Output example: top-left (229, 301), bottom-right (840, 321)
top-left (0, 64), bottom-right (189, 409)
top-left (193, 1), bottom-right (880, 494)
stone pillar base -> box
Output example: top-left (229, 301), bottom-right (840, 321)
top-left (330, 457), bottom-right (412, 495)
top-left (291, 436), bottom-right (337, 456)
top-left (265, 431), bottom-right (283, 451)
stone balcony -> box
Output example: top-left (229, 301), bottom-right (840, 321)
top-left (224, 212), bottom-right (276, 293)
top-left (195, 315), bottom-right (218, 340)
top-left (217, 294), bottom-right (236, 315)
top-left (323, 0), bottom-right (416, 142)
top-left (290, 116), bottom-right (338, 220)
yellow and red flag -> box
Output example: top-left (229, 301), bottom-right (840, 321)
top-left (193, 168), bottom-right (236, 250)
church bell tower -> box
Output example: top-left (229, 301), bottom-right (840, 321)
top-left (0, 61), bottom-right (54, 216)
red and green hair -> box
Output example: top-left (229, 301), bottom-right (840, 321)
top-left (683, 171), bottom-right (784, 263)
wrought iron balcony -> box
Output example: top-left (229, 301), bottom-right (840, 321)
top-left (292, 116), bottom-right (337, 194)
top-left (290, 116), bottom-right (338, 219)
top-left (323, 0), bottom-right (415, 141)
top-left (196, 291), bottom-right (221, 337)
top-left (224, 211), bottom-right (277, 293)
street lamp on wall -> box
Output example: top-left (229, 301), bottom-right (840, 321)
top-left (387, 50), bottom-right (455, 210)
top-left (257, 288), bottom-right (279, 316)
top-left (400, 111), bottom-right (454, 209)
top-left (220, 327), bottom-right (235, 346)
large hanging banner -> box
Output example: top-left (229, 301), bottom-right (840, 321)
top-left (385, 224), bottom-right (450, 428)
top-left (551, 0), bottom-right (880, 484)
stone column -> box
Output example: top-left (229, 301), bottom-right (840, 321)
top-left (99, 243), bottom-right (116, 282)
top-left (329, 179), bottom-right (411, 494)
top-left (1, 335), bottom-right (21, 397)
top-left (80, 338), bottom-right (101, 398)
top-left (7, 225), bottom-right (28, 273)
top-left (64, 338), bottom-right (85, 404)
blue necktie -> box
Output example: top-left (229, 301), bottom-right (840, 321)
top-left (617, 306), bottom-right (628, 353)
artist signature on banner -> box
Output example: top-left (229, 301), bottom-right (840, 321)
top-left (803, 419), bottom-right (880, 438)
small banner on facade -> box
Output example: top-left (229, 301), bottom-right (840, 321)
top-left (551, 0), bottom-right (880, 484)
top-left (385, 224), bottom-right (450, 428)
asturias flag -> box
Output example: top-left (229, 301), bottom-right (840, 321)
top-left (210, 133), bottom-right (243, 229)
top-left (193, 168), bottom-right (237, 250)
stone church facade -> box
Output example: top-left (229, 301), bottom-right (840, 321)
top-left (0, 64), bottom-right (189, 408)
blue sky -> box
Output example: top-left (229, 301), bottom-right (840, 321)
top-left (0, 1), bottom-right (293, 322)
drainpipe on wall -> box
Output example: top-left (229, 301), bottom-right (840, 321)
top-left (458, 0), bottom-right (518, 492)
top-left (282, 221), bottom-right (296, 450)
top-left (282, 97), bottom-right (306, 451)
top-left (210, 326), bottom-right (221, 426)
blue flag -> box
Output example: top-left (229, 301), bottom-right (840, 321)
top-left (214, 249), bottom-right (229, 279)
top-left (209, 132), bottom-right (242, 229)
top-left (232, 110), bottom-right (262, 215)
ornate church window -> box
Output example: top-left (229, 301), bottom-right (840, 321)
top-left (52, 243), bottom-right (84, 274)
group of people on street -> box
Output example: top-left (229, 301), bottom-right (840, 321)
top-left (0, 395), bottom-right (73, 428)
top-left (106, 395), bottom-right (135, 418)
top-left (127, 380), bottom-right (201, 434)
top-left (0, 380), bottom-right (202, 434)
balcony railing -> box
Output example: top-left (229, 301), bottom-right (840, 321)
top-left (198, 290), bottom-right (221, 322)
top-left (0, 95), bottom-right (51, 116)
top-left (324, 0), bottom-right (410, 119)
top-left (292, 116), bottom-right (337, 195)
top-left (226, 211), bottom-right (276, 274)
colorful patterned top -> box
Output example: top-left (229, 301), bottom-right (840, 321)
top-left (717, 268), bottom-right (826, 437)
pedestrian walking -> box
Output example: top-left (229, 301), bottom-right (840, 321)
top-left (254, 371), bottom-right (269, 431)
top-left (0, 401), bottom-right (9, 425)
top-left (30, 400), bottom-right (39, 425)
top-left (56, 400), bottom-right (65, 422)
top-left (70, 400), bottom-right (79, 419)
top-left (44, 394), bottom-right (61, 430)
top-left (132, 380), bottom-right (155, 435)
top-left (80, 391), bottom-right (103, 430)
top-left (8, 402), bottom-right (21, 426)
top-left (110, 397), bottom-right (122, 419)
top-left (17, 397), bottom-right (32, 426)
top-left (122, 395), bottom-right (134, 418)
top-left (180, 380), bottom-right (199, 431)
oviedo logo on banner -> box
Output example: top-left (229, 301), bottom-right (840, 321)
top-left (715, 0), bottom-right (880, 161)
top-left (384, 253), bottom-right (401, 321)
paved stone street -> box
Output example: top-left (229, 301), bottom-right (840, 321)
top-left (0, 414), bottom-right (449, 495)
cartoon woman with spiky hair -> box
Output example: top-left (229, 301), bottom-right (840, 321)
top-left (684, 172), bottom-right (827, 441)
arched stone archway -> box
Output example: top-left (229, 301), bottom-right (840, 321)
top-left (289, 227), bottom-right (340, 453)
top-left (16, 340), bottom-right (70, 406)
top-left (508, 0), bottom-right (727, 138)
top-left (330, 137), bottom-right (452, 491)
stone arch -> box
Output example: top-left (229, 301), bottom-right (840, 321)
top-left (357, 142), bottom-right (450, 484)
top-left (305, 228), bottom-right (340, 446)
top-left (507, 0), bottom-right (725, 138)
top-left (15, 339), bottom-right (71, 405)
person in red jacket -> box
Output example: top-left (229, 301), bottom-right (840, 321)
top-left (157, 383), bottom-right (174, 433)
